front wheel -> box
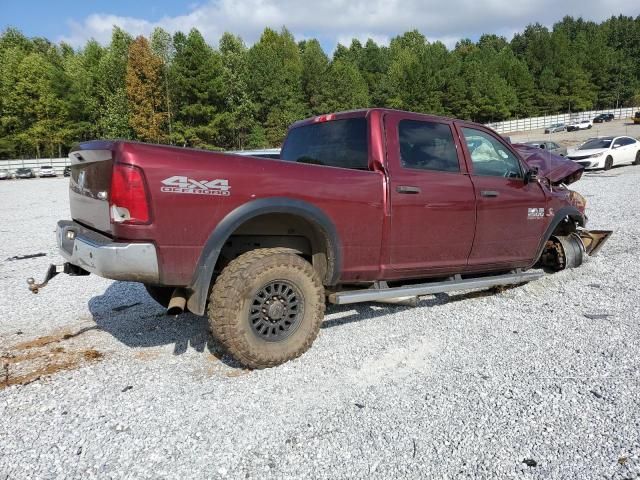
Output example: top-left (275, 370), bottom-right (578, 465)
top-left (604, 156), bottom-right (613, 170)
top-left (539, 234), bottom-right (584, 271)
top-left (587, 124), bottom-right (592, 129)
top-left (208, 248), bottom-right (325, 369)
top-left (633, 151), bottom-right (640, 165)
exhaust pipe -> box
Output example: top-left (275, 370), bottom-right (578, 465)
top-left (167, 288), bottom-right (187, 315)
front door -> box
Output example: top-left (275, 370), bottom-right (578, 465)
top-left (457, 124), bottom-right (547, 267)
top-left (384, 114), bottom-right (476, 278)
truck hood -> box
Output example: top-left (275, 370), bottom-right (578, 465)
top-left (513, 144), bottom-right (583, 185)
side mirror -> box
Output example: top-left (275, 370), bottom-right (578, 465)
top-left (539, 144), bottom-right (545, 149)
top-left (613, 143), bottom-right (621, 149)
top-left (524, 167), bottom-right (539, 184)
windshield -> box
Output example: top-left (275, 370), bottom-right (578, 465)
top-left (579, 138), bottom-right (612, 150)
top-left (16, 168), bottom-right (30, 172)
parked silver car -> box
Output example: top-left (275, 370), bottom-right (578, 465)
top-left (15, 167), bottom-right (36, 179)
top-left (544, 123), bottom-right (566, 134)
top-left (524, 140), bottom-right (567, 157)
top-left (0, 169), bottom-right (10, 180)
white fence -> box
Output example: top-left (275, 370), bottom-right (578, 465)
top-left (0, 157), bottom-right (70, 175)
top-left (485, 107), bottom-right (636, 134)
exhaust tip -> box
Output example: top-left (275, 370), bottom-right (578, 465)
top-left (167, 288), bottom-right (187, 315)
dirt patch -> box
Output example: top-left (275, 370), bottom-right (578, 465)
top-left (0, 326), bottom-right (103, 390)
top-left (133, 349), bottom-right (162, 361)
top-left (11, 326), bottom-right (98, 351)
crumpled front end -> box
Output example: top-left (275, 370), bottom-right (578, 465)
top-left (514, 144), bottom-right (584, 185)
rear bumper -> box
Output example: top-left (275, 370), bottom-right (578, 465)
top-left (57, 220), bottom-right (159, 283)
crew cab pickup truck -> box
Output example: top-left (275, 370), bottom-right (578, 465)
top-left (29, 109), bottom-right (611, 368)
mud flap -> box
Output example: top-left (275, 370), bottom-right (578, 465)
top-left (577, 229), bottom-right (613, 256)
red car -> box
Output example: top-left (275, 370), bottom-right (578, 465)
top-left (30, 109), bottom-right (611, 368)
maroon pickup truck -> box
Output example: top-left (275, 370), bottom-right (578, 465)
top-left (29, 109), bottom-right (611, 368)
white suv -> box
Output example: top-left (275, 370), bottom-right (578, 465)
top-left (38, 165), bottom-right (57, 177)
top-left (567, 119), bottom-right (593, 132)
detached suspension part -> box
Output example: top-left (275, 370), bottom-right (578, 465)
top-left (539, 234), bottom-right (584, 271)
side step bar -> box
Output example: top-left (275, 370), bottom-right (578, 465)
top-left (328, 270), bottom-right (544, 305)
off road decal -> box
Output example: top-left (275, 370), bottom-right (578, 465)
top-left (527, 207), bottom-right (545, 219)
top-left (161, 176), bottom-right (231, 196)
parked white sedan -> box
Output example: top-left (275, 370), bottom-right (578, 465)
top-left (567, 136), bottom-right (640, 170)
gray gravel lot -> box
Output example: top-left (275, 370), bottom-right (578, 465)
top-left (0, 171), bottom-right (639, 479)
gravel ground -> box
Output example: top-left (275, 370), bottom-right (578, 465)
top-left (0, 171), bottom-right (639, 479)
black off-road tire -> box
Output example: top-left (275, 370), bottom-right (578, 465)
top-left (144, 284), bottom-right (173, 308)
top-left (633, 151), bottom-right (640, 165)
top-left (208, 248), bottom-right (325, 369)
top-left (604, 156), bottom-right (613, 171)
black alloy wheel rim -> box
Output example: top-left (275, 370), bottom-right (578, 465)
top-left (249, 280), bottom-right (304, 342)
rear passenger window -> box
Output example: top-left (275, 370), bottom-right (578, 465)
top-left (398, 120), bottom-right (459, 172)
top-left (280, 118), bottom-right (369, 170)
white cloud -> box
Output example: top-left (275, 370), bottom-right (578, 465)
top-left (59, 0), bottom-right (639, 51)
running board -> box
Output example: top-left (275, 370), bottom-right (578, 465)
top-left (327, 271), bottom-right (544, 305)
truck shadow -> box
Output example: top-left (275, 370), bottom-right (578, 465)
top-left (89, 281), bottom-right (508, 359)
top-left (88, 281), bottom-right (234, 364)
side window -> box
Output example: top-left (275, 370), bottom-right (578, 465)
top-left (281, 118), bottom-right (369, 170)
top-left (461, 128), bottom-right (522, 179)
top-left (398, 120), bottom-right (459, 172)
top-left (619, 137), bottom-right (634, 146)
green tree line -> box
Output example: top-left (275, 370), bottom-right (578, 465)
top-left (1, 15), bottom-right (639, 159)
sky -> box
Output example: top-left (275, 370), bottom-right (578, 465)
top-left (2, 0), bottom-right (639, 52)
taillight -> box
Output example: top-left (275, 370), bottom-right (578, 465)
top-left (110, 164), bottom-right (151, 224)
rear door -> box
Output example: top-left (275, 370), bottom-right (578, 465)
top-left (383, 113), bottom-right (476, 278)
top-left (615, 137), bottom-right (636, 164)
top-left (456, 123), bottom-right (547, 267)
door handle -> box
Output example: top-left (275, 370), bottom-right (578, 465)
top-left (396, 185), bottom-right (421, 194)
top-left (480, 190), bottom-right (499, 197)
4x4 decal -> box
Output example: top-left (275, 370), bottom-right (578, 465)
top-left (161, 176), bottom-right (231, 196)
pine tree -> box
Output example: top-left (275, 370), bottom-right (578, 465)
top-left (217, 32), bottom-right (257, 149)
top-left (170, 29), bottom-right (223, 148)
top-left (247, 28), bottom-right (305, 145)
top-left (300, 39), bottom-right (329, 114)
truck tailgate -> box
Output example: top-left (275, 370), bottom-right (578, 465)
top-left (68, 148), bottom-right (113, 234)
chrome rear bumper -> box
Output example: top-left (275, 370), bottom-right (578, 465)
top-left (57, 220), bottom-right (159, 283)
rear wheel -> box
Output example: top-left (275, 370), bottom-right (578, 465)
top-left (633, 151), bottom-right (640, 165)
top-left (604, 156), bottom-right (613, 170)
top-left (144, 284), bottom-right (173, 308)
top-left (208, 248), bottom-right (325, 369)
